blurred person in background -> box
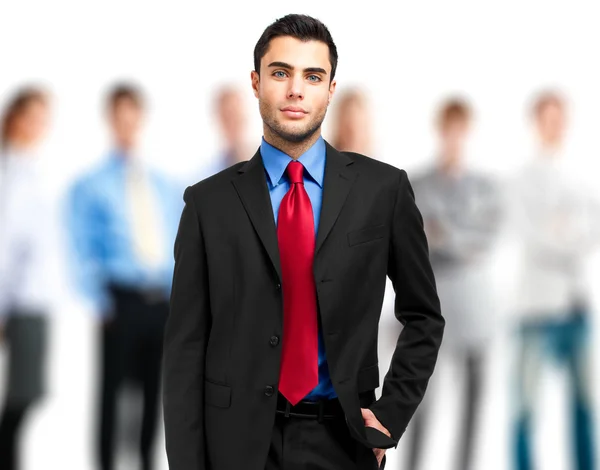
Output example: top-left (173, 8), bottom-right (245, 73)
top-left (67, 83), bottom-right (182, 470)
top-left (327, 89), bottom-right (405, 453)
top-left (408, 98), bottom-right (503, 470)
top-left (0, 87), bottom-right (53, 470)
top-left (196, 84), bottom-right (254, 180)
top-left (328, 87), bottom-right (373, 155)
top-left (509, 91), bottom-right (599, 470)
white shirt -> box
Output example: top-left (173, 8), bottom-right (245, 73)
top-left (0, 148), bottom-right (56, 321)
top-left (508, 152), bottom-right (600, 318)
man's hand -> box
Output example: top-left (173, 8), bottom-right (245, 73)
top-left (361, 408), bottom-right (390, 467)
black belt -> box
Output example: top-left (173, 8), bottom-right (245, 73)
top-left (276, 392), bottom-right (345, 422)
top-left (108, 283), bottom-right (168, 305)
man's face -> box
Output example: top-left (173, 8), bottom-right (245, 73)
top-left (536, 102), bottom-right (565, 146)
top-left (439, 118), bottom-right (469, 161)
top-left (219, 92), bottom-right (247, 145)
top-left (251, 36), bottom-right (336, 143)
top-left (338, 100), bottom-right (369, 137)
top-left (336, 99), bottom-right (370, 152)
top-left (109, 98), bottom-right (143, 150)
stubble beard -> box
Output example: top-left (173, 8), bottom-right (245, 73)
top-left (260, 100), bottom-right (327, 145)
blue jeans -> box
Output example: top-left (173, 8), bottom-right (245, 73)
top-left (514, 309), bottom-right (595, 470)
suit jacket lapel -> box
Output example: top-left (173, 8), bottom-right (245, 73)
top-left (315, 142), bottom-right (357, 255)
top-left (231, 143), bottom-right (356, 280)
top-left (232, 149), bottom-right (282, 281)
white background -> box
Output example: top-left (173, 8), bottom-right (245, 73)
top-left (2, 0), bottom-right (600, 469)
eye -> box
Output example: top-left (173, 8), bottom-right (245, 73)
top-left (273, 70), bottom-right (287, 78)
top-left (307, 75), bottom-right (322, 82)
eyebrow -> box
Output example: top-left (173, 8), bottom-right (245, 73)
top-left (267, 61), bottom-right (327, 75)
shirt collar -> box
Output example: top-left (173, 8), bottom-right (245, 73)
top-left (108, 148), bottom-right (145, 172)
top-left (260, 136), bottom-right (326, 188)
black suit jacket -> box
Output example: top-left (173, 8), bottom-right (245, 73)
top-left (162, 142), bottom-right (444, 470)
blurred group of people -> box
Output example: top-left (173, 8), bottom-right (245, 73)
top-left (405, 93), bottom-right (599, 470)
top-left (0, 81), bottom-right (267, 470)
top-left (0, 81), bottom-right (599, 470)
top-left (0, 84), bottom-right (176, 470)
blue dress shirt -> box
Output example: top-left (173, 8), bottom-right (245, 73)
top-left (260, 136), bottom-right (337, 401)
top-left (67, 151), bottom-right (183, 317)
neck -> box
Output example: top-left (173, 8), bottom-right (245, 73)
top-left (439, 151), bottom-right (463, 176)
top-left (263, 126), bottom-right (321, 160)
top-left (114, 142), bottom-right (136, 159)
top-left (225, 141), bottom-right (247, 165)
top-left (336, 137), bottom-right (370, 155)
top-left (6, 137), bottom-right (36, 154)
top-left (540, 140), bottom-right (562, 156)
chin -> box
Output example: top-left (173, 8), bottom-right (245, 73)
top-left (289, 127), bottom-right (317, 141)
top-left (282, 123), bottom-right (306, 135)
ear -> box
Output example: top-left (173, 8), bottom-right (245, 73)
top-left (250, 71), bottom-right (260, 99)
top-left (328, 79), bottom-right (337, 106)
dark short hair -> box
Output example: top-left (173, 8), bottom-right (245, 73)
top-left (531, 90), bottom-right (565, 118)
top-left (106, 83), bottom-right (145, 111)
top-left (437, 98), bottom-right (472, 127)
top-left (253, 14), bottom-right (338, 80)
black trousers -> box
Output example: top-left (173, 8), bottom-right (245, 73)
top-left (0, 314), bottom-right (47, 470)
top-left (265, 411), bottom-right (386, 470)
top-left (0, 404), bottom-right (30, 470)
top-left (98, 286), bottom-right (168, 470)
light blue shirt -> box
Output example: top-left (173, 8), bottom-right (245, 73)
top-left (66, 151), bottom-right (183, 317)
top-left (260, 136), bottom-right (336, 401)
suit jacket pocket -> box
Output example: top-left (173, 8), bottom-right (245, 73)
top-left (204, 379), bottom-right (231, 408)
top-left (347, 225), bottom-right (386, 247)
top-left (357, 363), bottom-right (380, 393)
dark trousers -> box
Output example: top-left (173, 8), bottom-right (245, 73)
top-left (266, 409), bottom-right (385, 469)
top-left (98, 286), bottom-right (168, 470)
top-left (406, 350), bottom-right (484, 470)
top-left (0, 404), bottom-right (30, 470)
top-left (0, 314), bottom-right (47, 470)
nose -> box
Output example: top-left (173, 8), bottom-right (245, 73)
top-left (287, 74), bottom-right (304, 100)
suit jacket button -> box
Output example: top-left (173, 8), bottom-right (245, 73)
top-left (275, 283), bottom-right (281, 291)
top-left (264, 385), bottom-right (275, 397)
top-left (270, 335), bottom-right (280, 347)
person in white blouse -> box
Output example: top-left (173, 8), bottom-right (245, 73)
top-left (0, 86), bottom-right (53, 470)
top-left (509, 91), bottom-right (599, 470)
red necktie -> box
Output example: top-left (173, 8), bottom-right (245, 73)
top-left (277, 160), bottom-right (319, 405)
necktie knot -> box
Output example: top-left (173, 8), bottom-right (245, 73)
top-left (286, 160), bottom-right (304, 184)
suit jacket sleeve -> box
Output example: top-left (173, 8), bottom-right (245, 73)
top-left (369, 170), bottom-right (445, 443)
top-left (163, 187), bottom-right (211, 469)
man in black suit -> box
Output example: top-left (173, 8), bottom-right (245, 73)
top-left (163, 13), bottom-right (444, 470)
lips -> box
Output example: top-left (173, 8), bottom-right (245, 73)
top-left (281, 106), bottom-right (307, 119)
top-left (281, 106), bottom-right (307, 113)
